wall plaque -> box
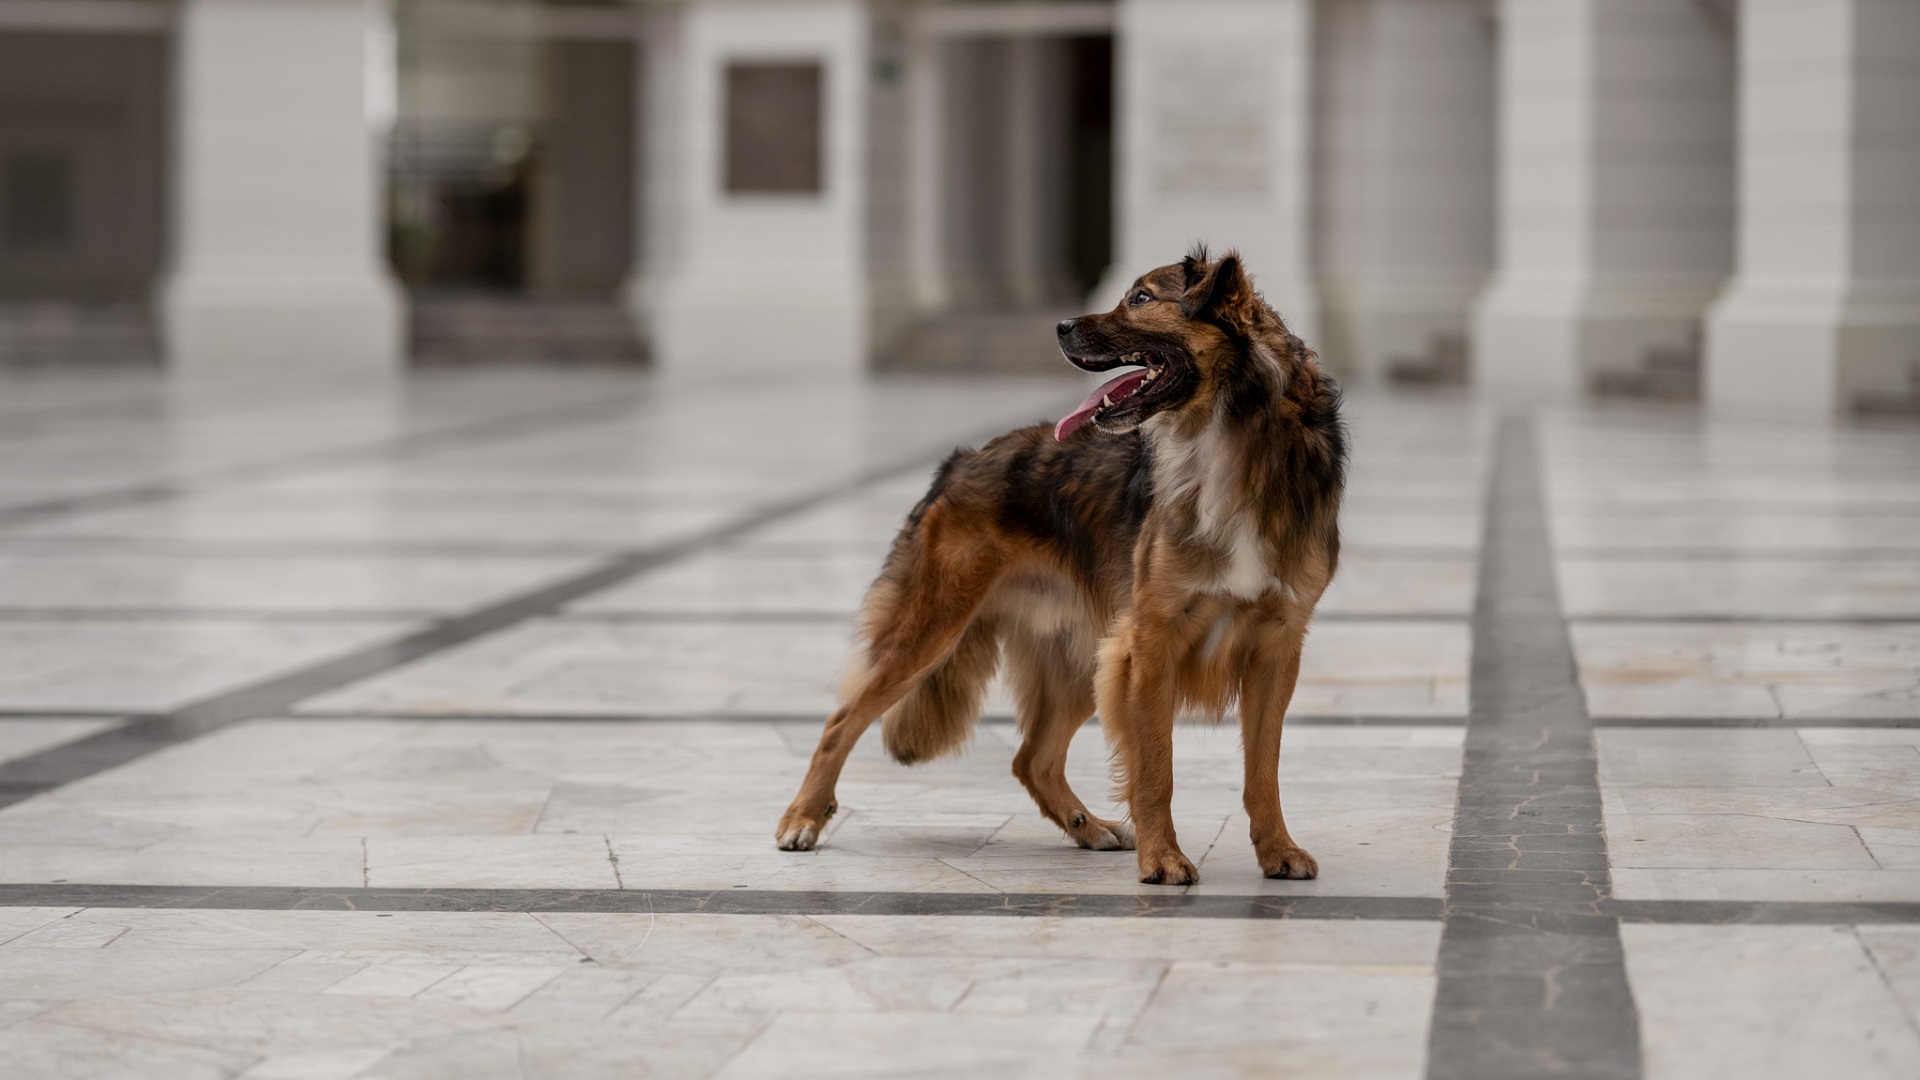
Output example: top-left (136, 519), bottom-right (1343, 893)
top-left (724, 61), bottom-right (824, 195)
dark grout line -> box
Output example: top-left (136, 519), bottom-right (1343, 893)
top-left (277, 710), bottom-right (1467, 727)
top-left (0, 883), bottom-right (1908, 926)
top-left (0, 882), bottom-right (1441, 919)
top-left (0, 391), bottom-right (650, 530)
top-left (1554, 547), bottom-right (1920, 560)
top-left (1604, 899), bottom-right (1920, 926)
top-left (1591, 716), bottom-right (1920, 729)
top-left (554, 609), bottom-right (1466, 624)
top-left (1425, 417), bottom-right (1642, 1080)
top-left (1567, 613), bottom-right (1920, 625)
top-left (0, 413), bottom-right (1046, 810)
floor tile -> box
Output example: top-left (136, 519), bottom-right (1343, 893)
top-left (1551, 512), bottom-right (1920, 553)
top-left (299, 618), bottom-right (1467, 720)
top-left (0, 618), bottom-right (419, 712)
top-left (569, 549), bottom-right (881, 616)
top-left (0, 716), bottom-right (1459, 895)
top-left (1600, 729), bottom-right (1920, 902)
top-left (0, 553), bottom-right (599, 614)
top-left (1624, 924), bottom-right (1920, 1080)
top-left (1559, 556), bottom-right (1920, 619)
top-left (0, 718), bottom-right (122, 766)
top-left (1573, 622), bottom-right (1920, 719)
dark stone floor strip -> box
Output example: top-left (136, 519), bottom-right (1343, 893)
top-left (0, 442), bottom-right (993, 809)
top-left (1425, 418), bottom-right (1642, 1080)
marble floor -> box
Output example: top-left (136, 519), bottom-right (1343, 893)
top-left (0, 367), bottom-right (1916, 1078)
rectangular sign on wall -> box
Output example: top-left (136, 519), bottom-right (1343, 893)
top-left (724, 61), bottom-right (824, 195)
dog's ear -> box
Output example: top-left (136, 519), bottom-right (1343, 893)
top-left (1179, 250), bottom-right (1257, 335)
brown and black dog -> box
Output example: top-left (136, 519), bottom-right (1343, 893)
top-left (775, 247), bottom-right (1345, 885)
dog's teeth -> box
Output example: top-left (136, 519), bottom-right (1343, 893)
top-left (1102, 395), bottom-right (1114, 408)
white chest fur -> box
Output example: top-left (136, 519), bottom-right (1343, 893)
top-left (1151, 417), bottom-right (1287, 603)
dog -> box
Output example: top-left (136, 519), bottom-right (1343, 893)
top-left (774, 247), bottom-right (1346, 885)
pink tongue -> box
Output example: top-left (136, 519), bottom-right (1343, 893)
top-left (1055, 369), bottom-right (1150, 441)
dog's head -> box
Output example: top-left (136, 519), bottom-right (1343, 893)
top-left (1053, 246), bottom-right (1275, 440)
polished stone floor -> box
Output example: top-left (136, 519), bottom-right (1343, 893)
top-left (0, 367), bottom-right (1916, 1078)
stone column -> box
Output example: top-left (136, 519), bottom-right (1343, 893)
top-left (902, 25), bottom-right (950, 314)
top-left (1101, 0), bottom-right (1316, 339)
top-left (649, 0), bottom-right (868, 377)
top-left (1313, 0), bottom-right (1494, 383)
top-left (1703, 0), bottom-right (1920, 416)
top-left (1472, 0), bottom-right (1735, 398)
top-left (623, 1), bottom-right (688, 355)
top-left (161, 0), bottom-right (404, 382)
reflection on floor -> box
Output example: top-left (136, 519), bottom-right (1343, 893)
top-left (0, 368), bottom-right (1916, 1078)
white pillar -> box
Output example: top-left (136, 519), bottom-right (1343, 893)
top-left (161, 0), bottom-right (404, 382)
top-left (650, 0), bottom-right (868, 378)
top-left (903, 28), bottom-right (949, 314)
top-left (1100, 0), bottom-right (1316, 340)
top-left (624, 1), bottom-right (688, 357)
top-left (1314, 0), bottom-right (1494, 382)
top-left (1472, 0), bottom-right (1735, 398)
top-left (1703, 0), bottom-right (1920, 416)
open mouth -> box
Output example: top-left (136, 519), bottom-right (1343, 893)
top-left (1055, 351), bottom-right (1178, 440)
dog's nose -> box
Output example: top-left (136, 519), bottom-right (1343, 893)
top-left (1056, 319), bottom-right (1075, 338)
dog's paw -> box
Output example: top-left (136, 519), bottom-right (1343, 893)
top-left (774, 803), bottom-right (834, 852)
top-left (1259, 844), bottom-right (1319, 880)
top-left (1068, 814), bottom-right (1137, 852)
top-left (775, 824), bottom-right (818, 851)
top-left (1137, 849), bottom-right (1198, 886)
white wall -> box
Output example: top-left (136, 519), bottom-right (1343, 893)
top-left (646, 0), bottom-right (869, 379)
top-left (1101, 0), bottom-right (1316, 340)
top-left (161, 0), bottom-right (403, 382)
top-left (1703, 0), bottom-right (1920, 416)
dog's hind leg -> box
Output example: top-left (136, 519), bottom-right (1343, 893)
top-left (775, 516), bottom-right (1006, 852)
top-left (1240, 621), bottom-right (1317, 879)
top-left (1006, 633), bottom-right (1134, 851)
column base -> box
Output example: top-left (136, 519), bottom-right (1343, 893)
top-left (653, 274), bottom-right (867, 379)
top-left (1320, 273), bottom-right (1485, 383)
top-left (1473, 275), bottom-right (1721, 400)
top-left (1704, 278), bottom-right (1920, 417)
top-left (161, 270), bottom-right (405, 383)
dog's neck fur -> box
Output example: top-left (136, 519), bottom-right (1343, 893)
top-left (1144, 328), bottom-right (1344, 600)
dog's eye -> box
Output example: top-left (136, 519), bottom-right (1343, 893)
top-left (1129, 290), bottom-right (1151, 307)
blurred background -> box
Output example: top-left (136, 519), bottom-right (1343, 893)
top-left (0, 0), bottom-right (1915, 415)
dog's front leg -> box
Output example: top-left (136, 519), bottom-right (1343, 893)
top-left (1241, 622), bottom-right (1318, 879)
top-left (1098, 619), bottom-right (1194, 885)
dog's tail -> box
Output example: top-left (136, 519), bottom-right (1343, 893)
top-left (879, 617), bottom-right (1000, 765)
